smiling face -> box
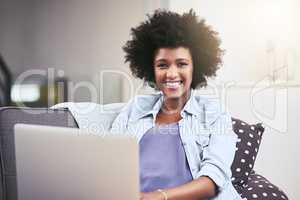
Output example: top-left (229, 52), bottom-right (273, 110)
top-left (154, 47), bottom-right (193, 100)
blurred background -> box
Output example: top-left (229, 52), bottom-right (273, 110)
top-left (0, 0), bottom-right (299, 198)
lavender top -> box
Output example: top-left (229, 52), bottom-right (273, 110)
top-left (139, 122), bottom-right (193, 192)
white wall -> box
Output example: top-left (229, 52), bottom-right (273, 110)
top-left (170, 0), bottom-right (300, 84)
top-left (169, 1), bottom-right (300, 198)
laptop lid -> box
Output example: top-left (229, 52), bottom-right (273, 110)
top-left (14, 124), bottom-right (139, 200)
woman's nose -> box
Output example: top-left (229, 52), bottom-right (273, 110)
top-left (166, 65), bottom-right (178, 79)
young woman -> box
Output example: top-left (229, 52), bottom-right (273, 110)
top-left (111, 10), bottom-right (242, 200)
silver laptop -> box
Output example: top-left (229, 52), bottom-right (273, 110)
top-left (14, 124), bottom-right (139, 200)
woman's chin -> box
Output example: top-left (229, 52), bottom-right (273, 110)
top-left (162, 89), bottom-right (183, 99)
top-left (161, 87), bottom-right (191, 100)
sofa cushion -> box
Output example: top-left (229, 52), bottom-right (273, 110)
top-left (231, 118), bottom-right (265, 186)
top-left (51, 102), bottom-right (125, 134)
top-left (234, 172), bottom-right (289, 200)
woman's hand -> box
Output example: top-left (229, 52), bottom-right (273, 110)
top-left (140, 176), bottom-right (217, 200)
top-left (139, 191), bottom-right (165, 200)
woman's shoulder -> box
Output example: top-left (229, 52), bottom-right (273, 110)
top-left (193, 94), bottom-right (232, 125)
top-left (123, 93), bottom-right (161, 113)
top-left (192, 94), bottom-right (221, 115)
top-left (195, 95), bottom-right (221, 110)
top-left (111, 93), bottom-right (161, 124)
top-left (192, 94), bottom-right (234, 137)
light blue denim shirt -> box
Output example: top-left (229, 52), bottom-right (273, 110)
top-left (111, 90), bottom-right (242, 200)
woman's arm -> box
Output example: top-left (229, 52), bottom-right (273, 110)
top-left (140, 176), bottom-right (217, 200)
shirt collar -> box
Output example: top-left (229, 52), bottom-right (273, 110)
top-left (181, 89), bottom-right (203, 117)
top-left (130, 89), bottom-right (203, 122)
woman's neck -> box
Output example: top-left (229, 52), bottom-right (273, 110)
top-left (155, 90), bottom-right (191, 125)
top-left (161, 90), bottom-right (191, 115)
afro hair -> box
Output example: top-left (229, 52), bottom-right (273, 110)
top-left (123, 9), bottom-right (224, 88)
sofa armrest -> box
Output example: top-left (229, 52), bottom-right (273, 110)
top-left (0, 106), bottom-right (78, 200)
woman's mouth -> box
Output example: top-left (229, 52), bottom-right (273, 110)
top-left (163, 81), bottom-right (183, 89)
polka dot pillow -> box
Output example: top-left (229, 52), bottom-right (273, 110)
top-left (231, 118), bottom-right (265, 186)
top-left (235, 172), bottom-right (289, 200)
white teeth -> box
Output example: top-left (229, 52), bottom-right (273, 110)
top-left (164, 81), bottom-right (182, 88)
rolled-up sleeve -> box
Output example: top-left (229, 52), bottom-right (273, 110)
top-left (196, 112), bottom-right (237, 191)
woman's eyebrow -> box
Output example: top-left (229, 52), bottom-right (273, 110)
top-left (154, 59), bottom-right (167, 63)
top-left (176, 58), bottom-right (190, 62)
top-left (155, 58), bottom-right (190, 62)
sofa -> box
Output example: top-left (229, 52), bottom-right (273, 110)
top-left (0, 106), bottom-right (289, 200)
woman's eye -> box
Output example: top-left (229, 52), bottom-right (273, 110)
top-left (178, 62), bottom-right (188, 67)
top-left (157, 63), bottom-right (168, 68)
